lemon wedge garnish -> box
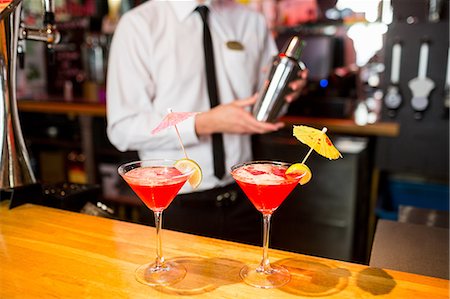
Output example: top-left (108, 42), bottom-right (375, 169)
top-left (286, 163), bottom-right (312, 185)
top-left (174, 158), bottom-right (203, 189)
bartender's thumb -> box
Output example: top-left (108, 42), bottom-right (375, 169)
top-left (235, 93), bottom-right (258, 107)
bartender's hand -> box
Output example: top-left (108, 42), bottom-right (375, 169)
top-left (285, 68), bottom-right (308, 103)
top-left (195, 94), bottom-right (284, 135)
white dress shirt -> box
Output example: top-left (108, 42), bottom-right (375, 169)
top-left (107, 0), bottom-right (277, 193)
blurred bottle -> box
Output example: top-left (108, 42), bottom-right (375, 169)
top-left (253, 36), bottom-right (306, 122)
top-left (67, 151), bottom-right (87, 184)
top-left (81, 32), bottom-right (107, 102)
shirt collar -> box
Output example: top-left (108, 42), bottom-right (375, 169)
top-left (168, 0), bottom-right (214, 22)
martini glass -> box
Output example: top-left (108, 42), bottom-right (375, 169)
top-left (118, 159), bottom-right (194, 286)
top-left (231, 160), bottom-right (304, 289)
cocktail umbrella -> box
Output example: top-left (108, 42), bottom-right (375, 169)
top-left (293, 125), bottom-right (342, 163)
top-left (151, 109), bottom-right (199, 158)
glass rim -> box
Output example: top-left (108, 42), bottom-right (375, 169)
top-left (118, 158), bottom-right (195, 179)
top-left (230, 160), bottom-right (305, 180)
top-left (231, 160), bottom-right (292, 171)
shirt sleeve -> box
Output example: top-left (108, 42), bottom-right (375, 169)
top-left (106, 13), bottom-right (199, 153)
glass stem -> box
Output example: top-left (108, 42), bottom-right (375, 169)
top-left (259, 213), bottom-right (272, 273)
top-left (154, 211), bottom-right (165, 269)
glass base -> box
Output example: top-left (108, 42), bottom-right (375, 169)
top-left (240, 263), bottom-right (291, 289)
top-left (135, 261), bottom-right (186, 286)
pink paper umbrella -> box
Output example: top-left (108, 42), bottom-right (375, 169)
top-left (151, 109), bottom-right (199, 158)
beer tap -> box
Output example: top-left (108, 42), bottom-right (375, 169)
top-left (16, 0), bottom-right (60, 67)
top-left (0, 0), bottom-right (60, 207)
top-left (19, 0), bottom-right (60, 50)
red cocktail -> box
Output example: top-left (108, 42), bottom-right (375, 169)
top-left (231, 161), bottom-right (305, 289)
top-left (124, 166), bottom-right (187, 212)
top-left (232, 163), bottom-right (300, 214)
top-left (119, 159), bottom-right (194, 286)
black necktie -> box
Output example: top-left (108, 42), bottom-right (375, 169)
top-left (196, 6), bottom-right (225, 179)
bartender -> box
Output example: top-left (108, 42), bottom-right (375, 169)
top-left (106, 0), bottom-right (307, 245)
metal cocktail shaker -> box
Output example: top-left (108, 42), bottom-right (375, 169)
top-left (253, 36), bottom-right (306, 122)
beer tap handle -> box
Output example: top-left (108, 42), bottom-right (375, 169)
top-left (43, 10), bottom-right (55, 26)
top-left (17, 40), bottom-right (25, 69)
top-left (43, 0), bottom-right (59, 65)
top-left (43, 0), bottom-right (56, 23)
top-left (47, 47), bottom-right (56, 66)
top-left (43, 0), bottom-right (60, 46)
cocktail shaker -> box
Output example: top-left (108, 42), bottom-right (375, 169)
top-left (253, 36), bottom-right (306, 122)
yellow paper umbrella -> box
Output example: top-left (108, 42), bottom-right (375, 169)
top-left (293, 125), bottom-right (342, 163)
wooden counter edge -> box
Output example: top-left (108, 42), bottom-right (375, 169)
top-left (18, 100), bottom-right (106, 117)
top-left (281, 116), bottom-right (400, 137)
top-left (17, 100), bottom-right (400, 137)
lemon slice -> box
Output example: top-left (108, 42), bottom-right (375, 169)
top-left (174, 158), bottom-right (203, 189)
top-left (286, 163), bottom-right (312, 185)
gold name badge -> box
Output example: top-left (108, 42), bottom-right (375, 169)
top-left (226, 41), bottom-right (244, 51)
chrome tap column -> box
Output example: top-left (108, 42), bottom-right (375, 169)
top-left (0, 0), bottom-right (36, 190)
top-left (0, 0), bottom-right (60, 191)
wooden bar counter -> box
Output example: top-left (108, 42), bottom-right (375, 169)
top-left (0, 202), bottom-right (447, 298)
